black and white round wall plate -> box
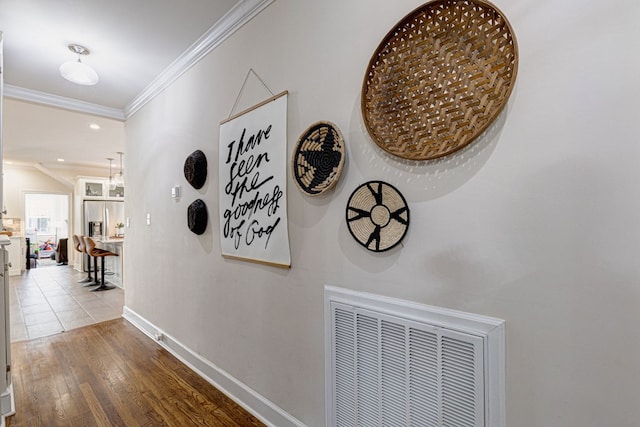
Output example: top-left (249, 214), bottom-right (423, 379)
top-left (346, 180), bottom-right (409, 252)
top-left (292, 121), bottom-right (345, 196)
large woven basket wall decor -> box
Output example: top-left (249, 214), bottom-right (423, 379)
top-left (292, 121), bottom-right (346, 196)
top-left (346, 181), bottom-right (410, 252)
top-left (362, 0), bottom-right (518, 160)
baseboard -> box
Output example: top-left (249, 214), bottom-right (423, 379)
top-left (122, 306), bottom-right (305, 427)
top-left (0, 383), bottom-right (15, 427)
top-left (1, 384), bottom-right (14, 418)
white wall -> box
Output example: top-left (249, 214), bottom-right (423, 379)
top-left (124, 0), bottom-right (640, 425)
top-left (3, 98), bottom-right (126, 181)
top-left (3, 164), bottom-right (71, 221)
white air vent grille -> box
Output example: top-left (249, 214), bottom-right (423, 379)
top-left (325, 287), bottom-right (505, 427)
top-left (409, 327), bottom-right (438, 426)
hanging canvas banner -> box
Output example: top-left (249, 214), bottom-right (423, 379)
top-left (218, 91), bottom-right (290, 268)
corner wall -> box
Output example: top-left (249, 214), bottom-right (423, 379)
top-left (124, 0), bottom-right (640, 425)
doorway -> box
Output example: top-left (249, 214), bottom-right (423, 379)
top-left (24, 193), bottom-right (69, 267)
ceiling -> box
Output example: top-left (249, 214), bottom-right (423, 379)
top-left (0, 0), bottom-right (248, 177)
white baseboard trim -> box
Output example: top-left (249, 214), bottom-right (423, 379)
top-left (1, 384), bottom-right (14, 418)
top-left (122, 306), bottom-right (305, 427)
top-left (0, 383), bottom-right (15, 427)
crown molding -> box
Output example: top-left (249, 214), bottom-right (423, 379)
top-left (124, 0), bottom-right (275, 118)
top-left (3, 85), bottom-right (125, 120)
top-left (4, 0), bottom-right (274, 122)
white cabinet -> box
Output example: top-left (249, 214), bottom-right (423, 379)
top-left (78, 178), bottom-right (124, 201)
top-left (7, 237), bottom-right (23, 276)
top-left (0, 235), bottom-right (14, 417)
top-left (99, 240), bottom-right (123, 288)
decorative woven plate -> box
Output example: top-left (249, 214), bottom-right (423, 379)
top-left (292, 121), bottom-right (346, 196)
top-left (187, 199), bottom-right (208, 235)
top-left (184, 150), bottom-right (208, 189)
top-left (362, 0), bottom-right (518, 160)
top-left (346, 181), bottom-right (410, 252)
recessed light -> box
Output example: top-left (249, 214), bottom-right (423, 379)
top-left (89, 123), bottom-right (100, 130)
top-left (4, 161), bottom-right (13, 165)
top-left (57, 158), bottom-right (65, 162)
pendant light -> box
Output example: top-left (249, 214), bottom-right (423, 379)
top-left (114, 152), bottom-right (124, 186)
top-left (59, 44), bottom-right (99, 86)
top-left (107, 157), bottom-right (116, 190)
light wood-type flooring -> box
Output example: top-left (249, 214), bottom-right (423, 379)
top-left (8, 319), bottom-right (266, 426)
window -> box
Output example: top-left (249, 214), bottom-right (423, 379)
top-left (24, 193), bottom-right (69, 254)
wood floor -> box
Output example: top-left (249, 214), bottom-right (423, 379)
top-left (7, 318), bottom-right (265, 427)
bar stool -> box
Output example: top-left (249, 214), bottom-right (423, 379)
top-left (73, 235), bottom-right (93, 284)
top-left (83, 236), bottom-right (118, 292)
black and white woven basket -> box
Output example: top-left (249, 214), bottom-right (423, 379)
top-left (346, 181), bottom-right (409, 252)
top-left (292, 121), bottom-right (345, 196)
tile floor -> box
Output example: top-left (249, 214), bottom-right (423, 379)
top-left (9, 264), bottom-right (124, 342)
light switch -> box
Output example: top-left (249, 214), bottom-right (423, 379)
top-left (126, 217), bottom-right (130, 228)
top-left (171, 185), bottom-right (181, 199)
top-left (146, 213), bottom-right (151, 226)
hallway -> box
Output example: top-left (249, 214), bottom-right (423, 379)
top-left (8, 319), bottom-right (265, 426)
top-left (6, 266), bottom-right (265, 426)
top-left (9, 264), bottom-right (124, 341)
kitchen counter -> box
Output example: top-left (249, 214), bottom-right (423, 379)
top-left (96, 237), bottom-right (124, 244)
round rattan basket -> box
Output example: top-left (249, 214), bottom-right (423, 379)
top-left (292, 121), bottom-right (346, 196)
top-left (346, 181), bottom-right (409, 252)
top-left (362, 0), bottom-right (518, 160)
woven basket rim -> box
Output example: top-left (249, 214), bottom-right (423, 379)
top-left (291, 120), bottom-right (346, 197)
top-left (361, 0), bottom-right (519, 161)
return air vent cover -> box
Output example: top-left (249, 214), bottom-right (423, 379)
top-left (325, 286), bottom-right (505, 427)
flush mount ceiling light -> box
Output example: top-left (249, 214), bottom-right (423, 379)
top-left (59, 44), bottom-right (99, 86)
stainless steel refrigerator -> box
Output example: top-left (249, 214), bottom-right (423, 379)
top-left (82, 200), bottom-right (124, 269)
